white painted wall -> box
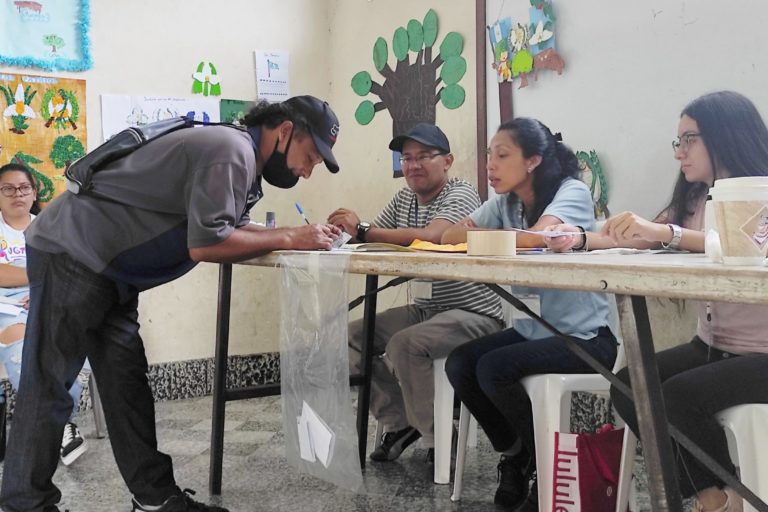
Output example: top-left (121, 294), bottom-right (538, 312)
top-left (485, 0), bottom-right (768, 220)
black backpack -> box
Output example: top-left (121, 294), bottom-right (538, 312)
top-left (65, 117), bottom-right (244, 198)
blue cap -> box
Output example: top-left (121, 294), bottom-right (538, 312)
top-left (388, 123), bottom-right (450, 153)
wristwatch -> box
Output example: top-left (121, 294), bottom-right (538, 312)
top-left (356, 221), bottom-right (371, 242)
top-left (661, 223), bottom-right (682, 249)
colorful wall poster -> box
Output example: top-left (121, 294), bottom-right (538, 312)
top-left (254, 50), bottom-right (290, 103)
top-left (0, 0), bottom-right (92, 71)
top-left (100, 94), bottom-right (221, 141)
top-left (0, 72), bottom-right (87, 203)
top-left (220, 99), bottom-right (254, 125)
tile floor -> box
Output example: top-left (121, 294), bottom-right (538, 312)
top-left (0, 395), bottom-right (667, 512)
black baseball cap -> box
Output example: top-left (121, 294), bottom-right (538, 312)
top-left (389, 123), bottom-right (451, 154)
top-left (283, 95), bottom-right (340, 173)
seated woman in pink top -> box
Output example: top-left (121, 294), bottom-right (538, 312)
top-left (545, 91), bottom-right (768, 512)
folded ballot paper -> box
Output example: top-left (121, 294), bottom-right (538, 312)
top-left (0, 296), bottom-right (23, 317)
top-left (297, 401), bottom-right (335, 468)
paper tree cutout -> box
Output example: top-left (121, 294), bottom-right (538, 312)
top-left (0, 83), bottom-right (37, 134)
top-left (50, 135), bottom-right (85, 171)
top-left (192, 61), bottom-right (221, 97)
top-left (351, 9), bottom-right (466, 139)
top-left (577, 150), bottom-right (610, 220)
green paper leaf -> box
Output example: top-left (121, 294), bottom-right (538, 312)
top-left (439, 32), bottom-right (463, 59)
top-left (373, 37), bottom-right (388, 71)
top-left (196, 61), bottom-right (204, 72)
top-left (351, 71), bottom-right (373, 96)
top-left (407, 19), bottom-right (424, 52)
top-left (440, 55), bottom-right (466, 85)
top-left (211, 83), bottom-right (221, 96)
top-left (440, 84), bottom-right (465, 109)
top-left (393, 27), bottom-right (409, 61)
top-left (544, 4), bottom-right (556, 21)
top-left (423, 9), bottom-right (438, 47)
top-left (355, 100), bottom-right (376, 125)
top-left (192, 80), bottom-right (202, 94)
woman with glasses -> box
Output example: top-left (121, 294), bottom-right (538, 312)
top-left (442, 118), bottom-right (617, 511)
top-left (546, 90), bottom-right (768, 512)
top-left (0, 163), bottom-right (89, 466)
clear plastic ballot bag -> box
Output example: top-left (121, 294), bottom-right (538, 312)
top-left (278, 253), bottom-right (363, 492)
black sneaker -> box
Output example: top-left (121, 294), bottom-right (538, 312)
top-left (132, 488), bottom-right (229, 511)
top-left (494, 451), bottom-right (532, 510)
top-left (369, 426), bottom-right (421, 462)
top-left (514, 474), bottom-right (538, 512)
top-left (60, 422), bottom-right (87, 466)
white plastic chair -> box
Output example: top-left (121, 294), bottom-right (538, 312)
top-left (450, 342), bottom-right (627, 505)
top-left (372, 356), bottom-right (477, 484)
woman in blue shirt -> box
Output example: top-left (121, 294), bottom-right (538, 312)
top-left (442, 118), bottom-right (616, 511)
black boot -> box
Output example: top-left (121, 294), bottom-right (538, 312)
top-left (494, 450), bottom-right (532, 510)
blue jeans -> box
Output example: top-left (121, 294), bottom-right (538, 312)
top-left (0, 339), bottom-right (84, 420)
top-left (0, 247), bottom-right (178, 512)
top-left (446, 326), bottom-right (617, 458)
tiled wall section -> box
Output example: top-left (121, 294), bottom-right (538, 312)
top-left (3, 354), bottom-right (613, 435)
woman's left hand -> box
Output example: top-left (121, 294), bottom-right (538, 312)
top-left (20, 295), bottom-right (29, 310)
top-left (601, 211), bottom-right (669, 244)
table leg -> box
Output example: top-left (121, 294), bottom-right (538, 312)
top-left (356, 274), bottom-right (378, 469)
top-left (209, 263), bottom-right (232, 495)
top-left (615, 295), bottom-right (683, 512)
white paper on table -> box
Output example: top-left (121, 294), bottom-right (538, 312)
top-left (299, 401), bottom-right (335, 468)
top-left (509, 227), bottom-right (580, 238)
top-left (0, 303), bottom-right (22, 316)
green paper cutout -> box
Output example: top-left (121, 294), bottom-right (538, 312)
top-left (351, 71), bottom-right (373, 96)
top-left (11, 152), bottom-right (55, 203)
top-left (407, 19), bottom-right (424, 52)
top-left (41, 88), bottom-right (80, 130)
top-left (49, 135), bottom-right (85, 169)
top-left (192, 61), bottom-right (221, 97)
top-left (440, 84), bottom-right (465, 109)
top-left (511, 50), bottom-right (534, 76)
top-left (439, 32), bottom-right (463, 58)
top-left (440, 55), bottom-right (466, 85)
top-left (392, 27), bottom-right (409, 61)
top-left (373, 37), bottom-right (388, 72)
top-left (422, 9), bottom-right (438, 47)
top-left (355, 100), bottom-right (375, 125)
top-left (577, 150), bottom-right (610, 219)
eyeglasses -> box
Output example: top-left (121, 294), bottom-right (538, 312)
top-left (672, 132), bottom-right (701, 153)
top-left (399, 152), bottom-right (445, 166)
top-left (0, 184), bottom-right (34, 197)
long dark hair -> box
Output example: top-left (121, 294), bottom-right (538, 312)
top-left (664, 91), bottom-right (768, 224)
top-left (497, 117), bottom-right (580, 226)
top-left (242, 100), bottom-right (310, 137)
top-left (0, 163), bottom-right (41, 215)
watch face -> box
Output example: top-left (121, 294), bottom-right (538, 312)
top-left (360, 222), bottom-right (371, 230)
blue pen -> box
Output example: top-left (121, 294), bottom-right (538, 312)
top-left (295, 202), bottom-right (311, 224)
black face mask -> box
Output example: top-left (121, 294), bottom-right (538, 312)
top-left (261, 132), bottom-right (299, 189)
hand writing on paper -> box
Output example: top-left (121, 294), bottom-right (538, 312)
top-left (289, 224), bottom-right (342, 251)
top-left (327, 208), bottom-right (361, 235)
top-left (542, 224), bottom-right (582, 252)
top-left (601, 211), bottom-right (669, 244)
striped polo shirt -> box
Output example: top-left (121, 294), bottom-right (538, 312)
top-left (373, 177), bottom-right (503, 323)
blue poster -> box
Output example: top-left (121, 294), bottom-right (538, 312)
top-left (0, 0), bottom-right (92, 71)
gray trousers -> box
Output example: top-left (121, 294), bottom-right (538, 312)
top-left (348, 305), bottom-right (502, 447)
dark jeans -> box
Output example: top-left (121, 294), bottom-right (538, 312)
top-left (610, 336), bottom-right (768, 498)
top-left (0, 248), bottom-right (178, 512)
top-left (446, 326), bottom-right (617, 459)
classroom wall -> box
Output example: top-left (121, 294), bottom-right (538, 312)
top-left (485, 0), bottom-right (768, 220)
top-left (4, 1), bottom-right (760, 364)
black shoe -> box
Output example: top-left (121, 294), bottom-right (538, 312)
top-left (60, 422), bottom-right (88, 466)
top-left (370, 426), bottom-right (421, 462)
top-left (514, 475), bottom-right (538, 512)
top-left (132, 489), bottom-right (229, 511)
top-left (494, 451), bottom-right (532, 510)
